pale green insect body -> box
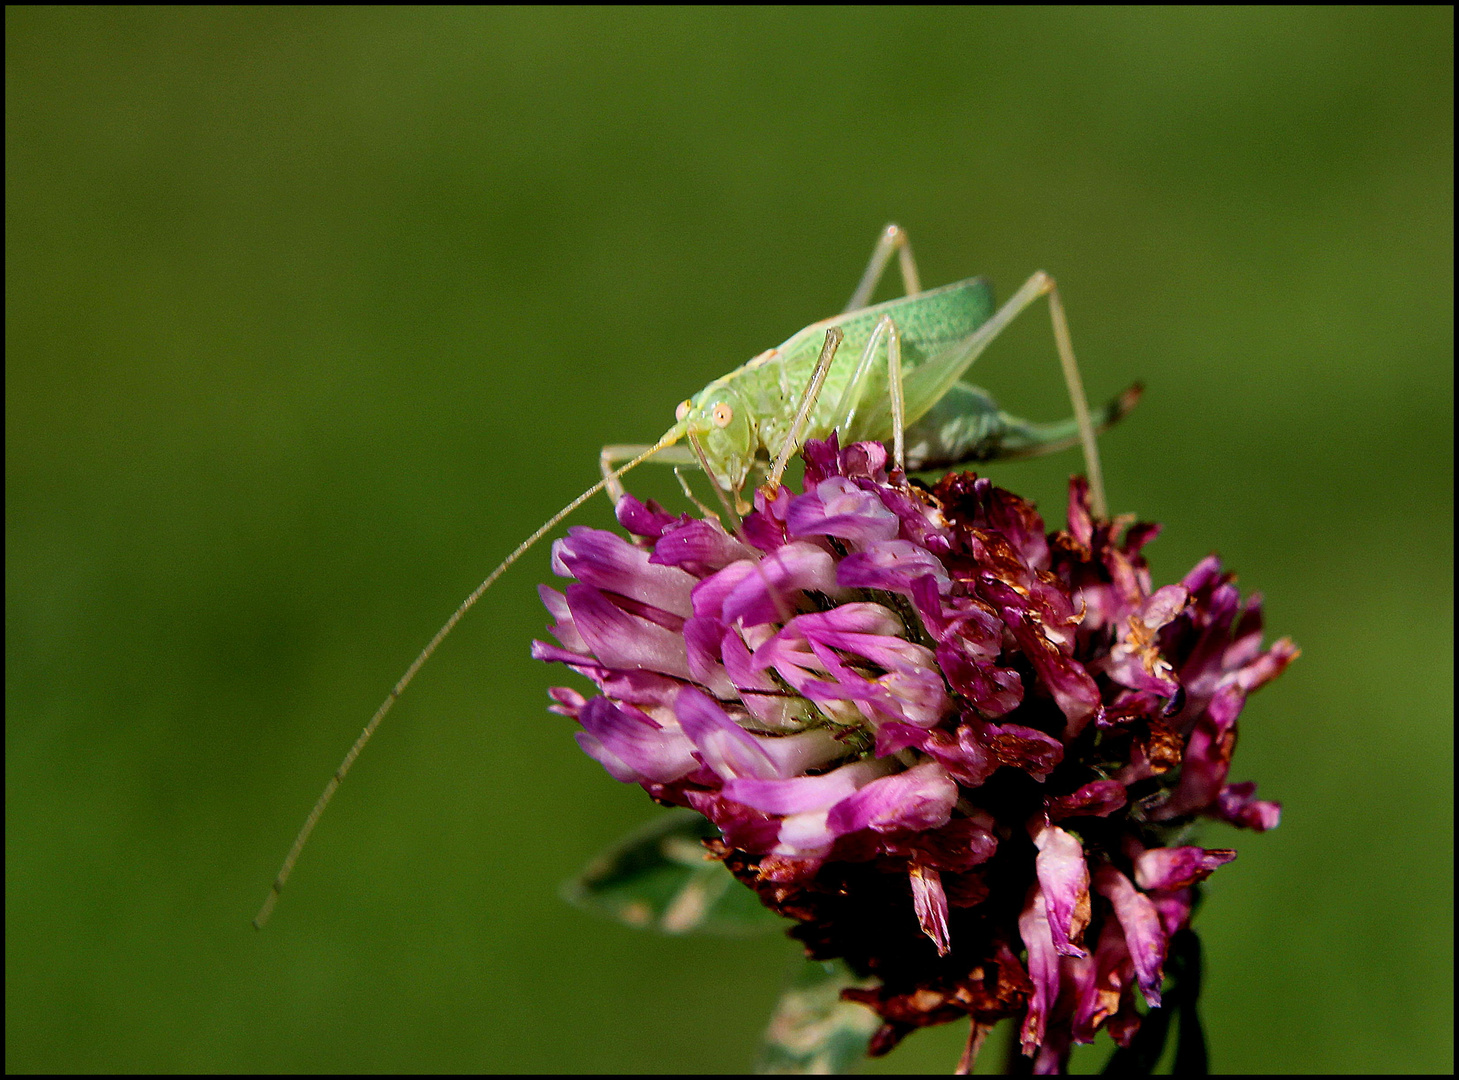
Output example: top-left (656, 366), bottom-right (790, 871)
top-left (674, 277), bottom-right (995, 490)
top-left (671, 274), bottom-right (1133, 497)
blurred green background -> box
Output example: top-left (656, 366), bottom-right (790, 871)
top-left (6, 7), bottom-right (1451, 1074)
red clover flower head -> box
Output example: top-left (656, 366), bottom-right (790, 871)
top-left (535, 436), bottom-right (1296, 1071)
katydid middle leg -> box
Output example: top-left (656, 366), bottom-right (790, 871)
top-left (830, 314), bottom-right (908, 471)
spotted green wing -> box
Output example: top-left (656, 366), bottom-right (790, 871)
top-left (562, 809), bottom-right (785, 936)
top-left (755, 958), bottom-right (881, 1075)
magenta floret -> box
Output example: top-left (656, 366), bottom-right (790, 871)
top-left (535, 436), bottom-right (1296, 1068)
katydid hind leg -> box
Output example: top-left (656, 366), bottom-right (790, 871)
top-left (1044, 281), bottom-right (1107, 518)
top-left (886, 317), bottom-right (905, 471)
top-left (830, 313), bottom-right (906, 470)
top-left (876, 271), bottom-right (1113, 516)
top-left (844, 223), bottom-right (922, 313)
top-left (831, 317), bottom-right (894, 444)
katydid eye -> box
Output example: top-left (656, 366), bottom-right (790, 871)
top-left (712, 403), bottom-right (733, 427)
top-left (676, 400), bottom-right (691, 422)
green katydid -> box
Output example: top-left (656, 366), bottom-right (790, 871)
top-left (253, 223), bottom-right (1139, 928)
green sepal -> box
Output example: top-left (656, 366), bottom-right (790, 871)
top-left (755, 958), bottom-right (881, 1075)
top-left (562, 809), bottom-right (785, 936)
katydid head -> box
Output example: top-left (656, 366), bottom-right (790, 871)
top-left (674, 384), bottom-right (755, 493)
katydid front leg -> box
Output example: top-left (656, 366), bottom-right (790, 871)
top-left (764, 328), bottom-right (845, 491)
top-left (599, 443), bottom-right (697, 505)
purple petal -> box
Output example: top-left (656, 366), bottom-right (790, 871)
top-left (690, 561), bottom-right (758, 621)
top-left (1073, 911), bottom-right (1133, 1043)
top-left (546, 686), bottom-right (586, 719)
top-left (1133, 846), bottom-right (1237, 891)
top-left (1095, 865), bottom-right (1167, 1008)
top-left (888, 814), bottom-right (1000, 874)
top-left (590, 668), bottom-right (684, 710)
top-left (1181, 554), bottom-right (1225, 596)
top-left (614, 494), bottom-right (688, 539)
top-left (923, 724), bottom-right (999, 788)
top-left (750, 603), bottom-right (907, 699)
top-left (825, 762), bottom-right (957, 835)
top-left (772, 810), bottom-right (842, 860)
top-left (790, 636), bottom-right (939, 731)
top-left (1213, 781), bottom-right (1282, 831)
top-left (1104, 584), bottom-right (1186, 696)
top-left (723, 759), bottom-right (888, 815)
top-left (1032, 1028), bottom-right (1072, 1075)
top-left (1149, 886), bottom-right (1195, 939)
top-left (1030, 818), bottom-right (1092, 958)
top-left (740, 483), bottom-right (793, 552)
top-left (786, 476), bottom-right (901, 545)
top-left (904, 577), bottom-right (986, 645)
top-left (794, 606), bottom-right (942, 677)
top-left (1046, 780), bottom-right (1127, 820)
top-left (719, 627), bottom-right (799, 729)
top-left (1018, 883), bottom-right (1060, 1057)
top-left (539, 585), bottom-right (588, 653)
top-left (1064, 475), bottom-right (1094, 548)
top-left (800, 433), bottom-right (843, 487)
top-left (998, 605), bottom-right (1102, 738)
top-left (1142, 584), bottom-right (1189, 627)
top-left (1236, 636), bottom-right (1300, 694)
top-left (1152, 684), bottom-right (1243, 818)
top-left (576, 695), bottom-right (697, 784)
top-left (874, 720), bottom-right (932, 757)
top-left (684, 789), bottom-right (780, 852)
top-left (842, 440), bottom-right (890, 481)
top-left (780, 601), bottom-right (904, 639)
top-left (681, 615), bottom-right (735, 698)
top-left (530, 638), bottom-right (599, 670)
top-left (674, 686), bottom-right (845, 781)
top-left (986, 722), bottom-right (1065, 782)
top-left (936, 644), bottom-right (1023, 718)
top-left (1223, 594), bottom-right (1266, 670)
top-left (564, 583), bottom-right (694, 679)
top-left (909, 863), bottom-right (951, 956)
top-left (720, 542), bottom-right (842, 627)
top-left (553, 527), bottom-right (696, 617)
top-left (674, 687), bottom-right (781, 781)
top-left (1121, 519), bottom-right (1162, 557)
top-left (649, 519), bottom-right (758, 575)
top-left (926, 717), bottom-right (1062, 785)
top-left (836, 539), bottom-right (951, 597)
top-left (981, 479), bottom-right (1052, 571)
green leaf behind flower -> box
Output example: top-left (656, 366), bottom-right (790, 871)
top-left (562, 809), bottom-right (786, 935)
top-left (755, 958), bottom-right (881, 1075)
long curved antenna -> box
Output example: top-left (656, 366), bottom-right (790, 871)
top-left (253, 431), bottom-right (682, 928)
